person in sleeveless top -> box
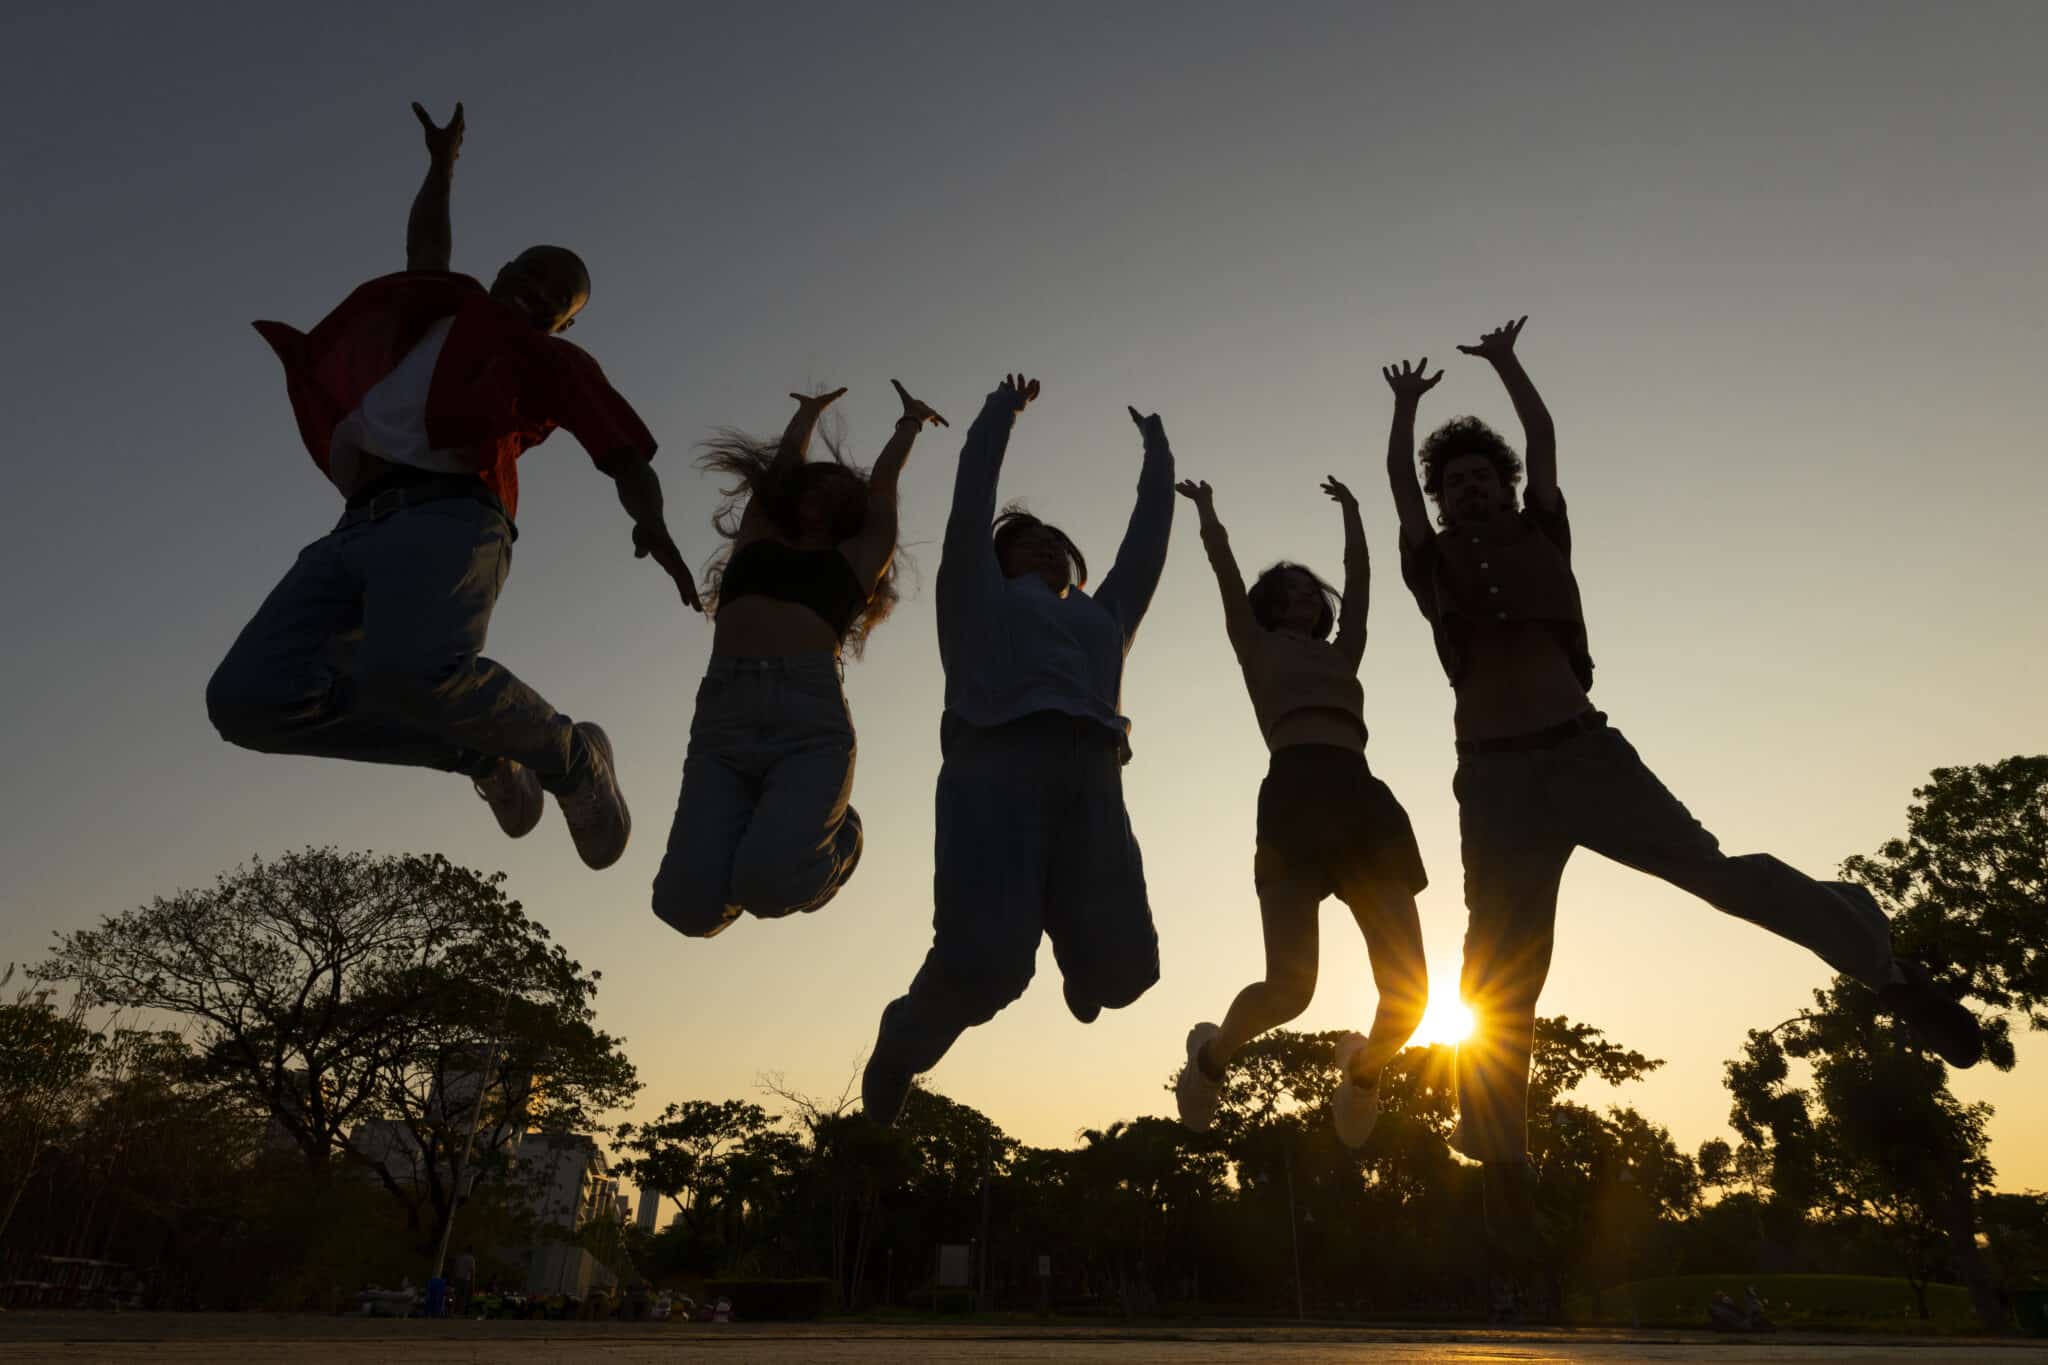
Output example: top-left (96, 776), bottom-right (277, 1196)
top-left (1168, 474), bottom-right (1428, 1149)
top-left (1381, 317), bottom-right (1984, 1247)
top-left (862, 375), bottom-right (1176, 1126)
top-left (206, 102), bottom-right (694, 871)
top-left (650, 381), bottom-right (946, 939)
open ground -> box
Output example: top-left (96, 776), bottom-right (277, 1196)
top-left (1, 1317), bottom-right (2044, 1364)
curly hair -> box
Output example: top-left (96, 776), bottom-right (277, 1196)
top-left (694, 428), bottom-right (905, 657)
top-left (991, 504), bottom-right (1088, 590)
top-left (1418, 417), bottom-right (1523, 521)
top-left (1247, 562), bottom-right (1341, 640)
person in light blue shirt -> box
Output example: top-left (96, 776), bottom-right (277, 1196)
top-left (862, 374), bottom-right (1176, 1124)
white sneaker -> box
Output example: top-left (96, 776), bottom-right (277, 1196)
top-left (1332, 1030), bottom-right (1380, 1149)
top-left (1175, 1023), bottom-right (1224, 1133)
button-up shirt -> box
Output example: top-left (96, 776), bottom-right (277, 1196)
top-left (1399, 492), bottom-right (1594, 692)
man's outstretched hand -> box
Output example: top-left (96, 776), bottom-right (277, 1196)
top-left (412, 102), bottom-right (465, 170)
top-left (1381, 357), bottom-right (1443, 402)
top-left (633, 524), bottom-right (703, 612)
top-left (1458, 315), bottom-right (1527, 362)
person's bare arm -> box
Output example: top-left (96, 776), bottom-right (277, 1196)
top-left (616, 456), bottom-right (702, 612)
top-left (406, 102), bottom-right (463, 272)
top-left (1324, 475), bottom-right (1369, 670)
top-left (1459, 316), bottom-right (1556, 510)
top-left (1381, 357), bottom-right (1442, 549)
top-left (738, 387), bottom-right (847, 541)
top-left (1178, 479), bottom-right (1256, 661)
top-left (846, 380), bottom-right (949, 586)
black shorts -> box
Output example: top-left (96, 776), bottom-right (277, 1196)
top-left (1254, 744), bottom-right (1427, 896)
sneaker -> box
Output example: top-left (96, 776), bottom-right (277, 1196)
top-left (1331, 1031), bottom-right (1381, 1148)
top-left (557, 722), bottom-right (630, 870)
top-left (1878, 959), bottom-right (1985, 1069)
top-left (474, 758), bottom-right (543, 839)
top-left (1175, 1023), bottom-right (1224, 1133)
top-left (1063, 977), bottom-right (1101, 1025)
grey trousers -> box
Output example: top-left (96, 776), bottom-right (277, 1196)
top-left (865, 711), bottom-right (1159, 1123)
top-left (205, 498), bottom-right (583, 791)
top-left (1452, 721), bottom-right (1894, 1163)
top-left (650, 655), bottom-right (863, 938)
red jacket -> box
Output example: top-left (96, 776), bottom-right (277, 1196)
top-left (254, 271), bottom-right (657, 520)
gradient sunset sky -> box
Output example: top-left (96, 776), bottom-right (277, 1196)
top-left (3, 2), bottom-right (2044, 1190)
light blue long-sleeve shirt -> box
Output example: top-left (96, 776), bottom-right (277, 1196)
top-left (936, 390), bottom-right (1176, 754)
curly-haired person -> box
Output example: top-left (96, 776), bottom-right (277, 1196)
top-left (1381, 317), bottom-right (1983, 1250)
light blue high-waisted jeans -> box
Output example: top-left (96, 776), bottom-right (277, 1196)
top-left (651, 654), bottom-right (863, 939)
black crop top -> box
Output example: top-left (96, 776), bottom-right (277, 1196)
top-left (719, 539), bottom-right (869, 639)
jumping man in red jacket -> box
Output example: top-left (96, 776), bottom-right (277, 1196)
top-left (206, 103), bottom-right (698, 869)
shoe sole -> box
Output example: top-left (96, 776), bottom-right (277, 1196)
top-left (569, 722), bottom-right (630, 871)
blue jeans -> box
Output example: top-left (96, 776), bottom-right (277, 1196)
top-left (864, 711), bottom-right (1159, 1122)
top-left (650, 655), bottom-right (863, 939)
top-left (205, 497), bottom-right (583, 790)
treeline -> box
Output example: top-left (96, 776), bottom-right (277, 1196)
top-left (2, 757), bottom-right (2042, 1326)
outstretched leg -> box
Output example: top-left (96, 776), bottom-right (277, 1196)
top-left (1561, 726), bottom-right (1894, 986)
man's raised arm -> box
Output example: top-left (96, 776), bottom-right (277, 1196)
top-left (406, 101), bottom-right (463, 272)
top-left (1459, 316), bottom-right (1556, 510)
top-left (1381, 357), bottom-right (1442, 550)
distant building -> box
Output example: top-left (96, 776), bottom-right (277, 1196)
top-left (635, 1185), bottom-right (663, 1233)
top-left (520, 1131), bottom-right (621, 1300)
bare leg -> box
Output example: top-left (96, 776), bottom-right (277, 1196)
top-left (1334, 876), bottom-right (1429, 1083)
top-left (1209, 875), bottom-right (1321, 1070)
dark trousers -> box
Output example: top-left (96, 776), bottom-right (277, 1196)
top-left (865, 712), bottom-right (1158, 1122)
top-left (1453, 721), bottom-right (1894, 1162)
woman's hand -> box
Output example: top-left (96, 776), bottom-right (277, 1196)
top-left (891, 379), bottom-right (948, 428)
top-left (789, 387), bottom-right (848, 418)
top-left (1321, 475), bottom-right (1358, 509)
top-left (1174, 478), bottom-right (1215, 513)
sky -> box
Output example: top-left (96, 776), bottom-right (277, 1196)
top-left (3, 2), bottom-right (2045, 1193)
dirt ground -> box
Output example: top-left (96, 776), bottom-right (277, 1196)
top-left (1, 1316), bottom-right (2044, 1364)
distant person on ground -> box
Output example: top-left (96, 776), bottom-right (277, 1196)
top-left (452, 1246), bottom-right (476, 1313)
top-left (1380, 316), bottom-right (1985, 1246)
top-left (1169, 475), bottom-right (1428, 1148)
top-left (207, 103), bottom-right (696, 870)
top-left (862, 376), bottom-right (1176, 1124)
top-left (651, 382), bottom-right (947, 938)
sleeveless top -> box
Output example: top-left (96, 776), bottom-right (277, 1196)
top-left (720, 539), bottom-right (869, 640)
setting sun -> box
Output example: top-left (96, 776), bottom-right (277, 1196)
top-left (1412, 997), bottom-right (1475, 1048)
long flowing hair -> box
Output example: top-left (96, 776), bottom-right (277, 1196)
top-left (695, 427), bottom-right (905, 657)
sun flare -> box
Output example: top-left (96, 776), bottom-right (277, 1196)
top-left (1412, 996), bottom-right (1475, 1048)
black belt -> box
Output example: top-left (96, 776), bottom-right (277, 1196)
top-left (1457, 709), bottom-right (1606, 755)
top-left (336, 474), bottom-right (509, 534)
